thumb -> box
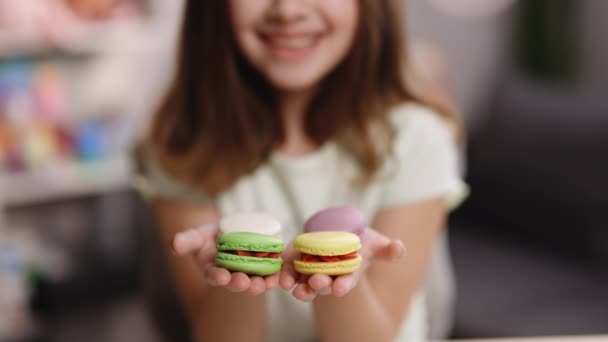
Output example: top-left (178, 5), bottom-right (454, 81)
top-left (172, 223), bottom-right (218, 256)
top-left (362, 228), bottom-right (406, 261)
top-left (373, 240), bottom-right (406, 261)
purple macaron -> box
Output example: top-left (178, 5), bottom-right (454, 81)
top-left (304, 205), bottom-right (366, 240)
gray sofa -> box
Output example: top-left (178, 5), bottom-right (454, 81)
top-left (449, 72), bottom-right (608, 338)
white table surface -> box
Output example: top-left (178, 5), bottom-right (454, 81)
top-left (450, 335), bottom-right (608, 342)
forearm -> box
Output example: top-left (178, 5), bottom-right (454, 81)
top-left (190, 287), bottom-right (267, 342)
top-left (152, 201), bottom-right (269, 341)
top-left (313, 276), bottom-right (399, 342)
top-left (164, 249), bottom-right (269, 342)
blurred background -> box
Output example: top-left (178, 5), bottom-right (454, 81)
top-left (0, 0), bottom-right (606, 341)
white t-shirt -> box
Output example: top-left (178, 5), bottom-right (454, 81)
top-left (139, 103), bottom-right (468, 342)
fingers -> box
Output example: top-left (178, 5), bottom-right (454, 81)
top-left (247, 276), bottom-right (267, 296)
top-left (292, 282), bottom-right (317, 302)
top-left (280, 271), bottom-right (297, 291)
top-left (300, 273), bottom-right (355, 299)
top-left (223, 273), bottom-right (280, 294)
top-left (203, 266), bottom-right (231, 287)
top-left (175, 223), bottom-right (286, 295)
top-left (175, 225), bottom-right (404, 299)
top-left (375, 239), bottom-right (405, 261)
top-left (289, 274), bottom-right (333, 302)
top-left (195, 242), bottom-right (217, 266)
top-left (227, 272), bottom-right (251, 292)
top-left (361, 228), bottom-right (406, 262)
top-left (332, 274), bottom-right (355, 297)
top-left (203, 266), bottom-right (282, 296)
top-left (359, 228), bottom-right (390, 258)
top-left (308, 274), bottom-right (332, 295)
top-left (265, 273), bottom-right (280, 290)
top-left (172, 223), bottom-right (217, 256)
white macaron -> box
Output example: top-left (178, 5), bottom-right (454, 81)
top-left (219, 212), bottom-right (282, 237)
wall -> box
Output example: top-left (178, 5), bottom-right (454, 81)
top-left (581, 0), bottom-right (608, 89)
top-left (407, 0), bottom-right (515, 130)
top-left (408, 0), bottom-right (608, 128)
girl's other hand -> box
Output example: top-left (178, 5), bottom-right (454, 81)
top-left (279, 228), bottom-right (405, 301)
top-left (172, 224), bottom-right (280, 296)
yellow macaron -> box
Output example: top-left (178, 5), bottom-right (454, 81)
top-left (293, 231), bottom-right (362, 275)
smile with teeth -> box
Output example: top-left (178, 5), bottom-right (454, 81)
top-left (265, 36), bottom-right (318, 49)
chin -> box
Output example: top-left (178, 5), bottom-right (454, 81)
top-left (266, 73), bottom-right (323, 93)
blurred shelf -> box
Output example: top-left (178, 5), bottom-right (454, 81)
top-left (0, 155), bottom-right (133, 207)
top-left (0, 30), bottom-right (107, 60)
top-left (0, 22), bottom-right (143, 60)
top-left (0, 34), bottom-right (94, 60)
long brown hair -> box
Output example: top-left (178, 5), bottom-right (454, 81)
top-left (147, 0), bottom-right (459, 195)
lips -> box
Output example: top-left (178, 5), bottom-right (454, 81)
top-left (259, 32), bottom-right (322, 60)
top-left (264, 35), bottom-right (318, 49)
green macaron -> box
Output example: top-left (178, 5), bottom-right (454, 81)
top-left (215, 232), bottom-right (284, 276)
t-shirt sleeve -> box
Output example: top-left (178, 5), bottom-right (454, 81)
top-left (380, 105), bottom-right (469, 210)
top-left (132, 147), bottom-right (214, 205)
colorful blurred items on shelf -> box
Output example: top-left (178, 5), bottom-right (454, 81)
top-left (0, 135), bottom-right (4, 169)
top-left (0, 59), bottom-right (68, 124)
top-left (0, 59), bottom-right (76, 171)
top-left (0, 61), bottom-right (36, 171)
top-left (75, 119), bottom-right (108, 162)
top-left (0, 129), bottom-right (6, 171)
top-left (22, 121), bottom-right (60, 169)
top-left (0, 60), bottom-right (36, 126)
top-left (0, 60), bottom-right (33, 97)
top-left (2, 153), bottom-right (26, 173)
top-left (0, 120), bottom-right (26, 172)
top-left (53, 124), bottom-right (75, 159)
top-left (0, 121), bottom-right (12, 168)
top-left (33, 62), bottom-right (67, 123)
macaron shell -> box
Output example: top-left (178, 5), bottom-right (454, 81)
top-left (216, 252), bottom-right (283, 276)
top-left (304, 206), bottom-right (366, 238)
top-left (294, 255), bottom-right (362, 275)
top-left (293, 232), bottom-right (361, 256)
top-left (219, 212), bottom-right (282, 236)
top-left (217, 232), bottom-right (284, 253)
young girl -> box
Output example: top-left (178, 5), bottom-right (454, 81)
top-left (138, 1), bottom-right (467, 341)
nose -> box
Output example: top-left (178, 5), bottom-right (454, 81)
top-left (267, 0), bottom-right (308, 23)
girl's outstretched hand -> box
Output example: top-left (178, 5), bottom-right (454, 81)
top-left (279, 228), bottom-right (405, 301)
top-left (172, 224), bottom-right (280, 296)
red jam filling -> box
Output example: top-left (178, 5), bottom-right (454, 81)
top-left (225, 250), bottom-right (281, 258)
top-left (301, 251), bottom-right (359, 263)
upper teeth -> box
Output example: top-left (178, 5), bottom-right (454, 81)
top-left (269, 37), bottom-right (316, 49)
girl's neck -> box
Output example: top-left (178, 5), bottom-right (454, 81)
top-left (276, 88), bottom-right (319, 156)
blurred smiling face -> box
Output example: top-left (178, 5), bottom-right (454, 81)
top-left (229, 0), bottom-right (359, 93)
